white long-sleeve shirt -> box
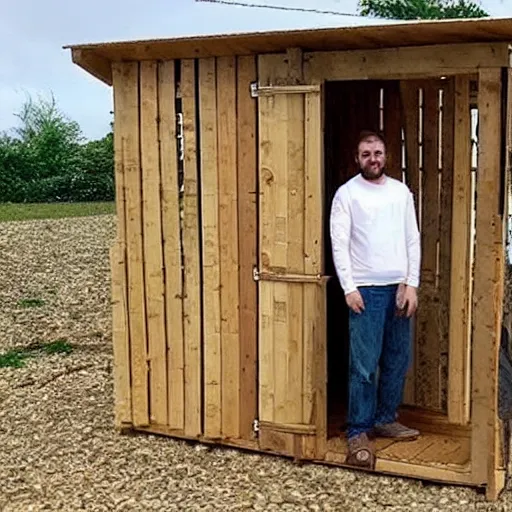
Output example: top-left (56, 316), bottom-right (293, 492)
top-left (329, 173), bottom-right (421, 295)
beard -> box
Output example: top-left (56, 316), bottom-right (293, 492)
top-left (360, 165), bottom-right (385, 181)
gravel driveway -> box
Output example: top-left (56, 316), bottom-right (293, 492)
top-left (0, 214), bottom-right (510, 511)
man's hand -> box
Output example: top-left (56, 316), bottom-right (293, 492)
top-left (346, 290), bottom-right (365, 314)
top-left (402, 285), bottom-right (418, 317)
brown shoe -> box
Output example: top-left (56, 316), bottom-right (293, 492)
top-left (345, 432), bottom-right (376, 469)
top-left (373, 422), bottom-right (419, 440)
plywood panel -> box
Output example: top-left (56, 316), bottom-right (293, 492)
top-left (237, 55), bottom-right (258, 440)
top-left (199, 57), bottom-right (222, 439)
top-left (158, 60), bottom-right (185, 431)
top-left (181, 59), bottom-right (202, 437)
top-left (448, 76), bottom-right (472, 425)
top-left (471, 68), bottom-right (504, 486)
top-left (415, 82), bottom-right (441, 410)
top-left (140, 61), bottom-right (167, 426)
top-left (117, 62), bottom-right (148, 427)
top-left (217, 56), bottom-right (240, 439)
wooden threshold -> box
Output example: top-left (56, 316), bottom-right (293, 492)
top-left (326, 432), bottom-right (471, 483)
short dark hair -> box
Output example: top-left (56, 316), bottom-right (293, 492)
top-left (355, 130), bottom-right (387, 155)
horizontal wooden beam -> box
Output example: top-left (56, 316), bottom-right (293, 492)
top-left (71, 49), bottom-right (113, 85)
top-left (304, 43), bottom-right (509, 81)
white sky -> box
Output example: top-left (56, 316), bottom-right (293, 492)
top-left (1, 0), bottom-right (509, 140)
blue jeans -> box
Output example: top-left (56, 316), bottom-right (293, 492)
top-left (347, 284), bottom-right (411, 439)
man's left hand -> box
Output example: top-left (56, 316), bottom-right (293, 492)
top-left (403, 286), bottom-right (418, 317)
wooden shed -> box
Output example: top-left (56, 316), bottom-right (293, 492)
top-left (68, 16), bottom-right (512, 499)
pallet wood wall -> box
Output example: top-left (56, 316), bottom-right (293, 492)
top-left (401, 77), bottom-right (472, 412)
top-left (111, 57), bottom-right (258, 442)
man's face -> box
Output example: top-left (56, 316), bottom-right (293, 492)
top-left (356, 137), bottom-right (386, 181)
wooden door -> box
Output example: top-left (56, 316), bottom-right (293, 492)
top-left (256, 65), bottom-right (327, 460)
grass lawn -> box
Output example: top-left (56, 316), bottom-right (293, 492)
top-left (0, 202), bottom-right (116, 222)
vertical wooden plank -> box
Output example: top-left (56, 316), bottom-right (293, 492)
top-left (286, 55), bottom-right (305, 426)
top-left (258, 55), bottom-right (279, 424)
top-left (471, 68), bottom-right (504, 487)
top-left (217, 56), bottom-right (240, 438)
top-left (110, 240), bottom-right (132, 427)
top-left (140, 61), bottom-right (167, 426)
top-left (112, 66), bottom-right (128, 246)
top-left (416, 82), bottom-right (441, 410)
top-left (199, 57), bottom-right (222, 439)
top-left (237, 56), bottom-right (258, 440)
top-left (181, 59), bottom-right (202, 437)
top-left (439, 79), bottom-right (454, 414)
top-left (400, 81), bottom-right (420, 405)
top-left (448, 76), bottom-right (472, 424)
top-left (304, 89), bottom-right (323, 429)
top-left (159, 60), bottom-right (185, 431)
top-left (383, 81), bottom-right (404, 181)
top-left (111, 63), bottom-right (132, 426)
top-left (116, 62), bottom-right (148, 427)
top-left (271, 94), bottom-right (290, 425)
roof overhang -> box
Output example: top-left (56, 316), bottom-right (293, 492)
top-left (65, 17), bottom-right (512, 86)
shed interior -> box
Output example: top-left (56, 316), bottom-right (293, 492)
top-left (323, 76), bottom-right (476, 470)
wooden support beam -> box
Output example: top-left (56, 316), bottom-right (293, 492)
top-left (471, 69), bottom-right (505, 494)
top-left (304, 43), bottom-right (509, 82)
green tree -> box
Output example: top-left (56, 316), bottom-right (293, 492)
top-left (13, 94), bottom-right (83, 181)
top-left (358, 0), bottom-right (489, 20)
top-left (0, 94), bottom-right (114, 203)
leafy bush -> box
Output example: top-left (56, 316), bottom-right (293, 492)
top-left (0, 94), bottom-right (114, 203)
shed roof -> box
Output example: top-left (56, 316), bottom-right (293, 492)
top-left (67, 16), bottom-right (512, 86)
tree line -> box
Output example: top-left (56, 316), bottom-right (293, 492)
top-left (1, 1), bottom-right (487, 204)
top-left (0, 95), bottom-right (114, 203)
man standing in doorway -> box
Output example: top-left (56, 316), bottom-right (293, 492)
top-left (329, 131), bottom-right (421, 470)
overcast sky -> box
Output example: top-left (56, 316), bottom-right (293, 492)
top-left (1, 0), bottom-right (509, 141)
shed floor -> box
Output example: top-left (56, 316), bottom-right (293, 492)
top-left (326, 432), bottom-right (470, 469)
top-left (327, 404), bottom-right (471, 470)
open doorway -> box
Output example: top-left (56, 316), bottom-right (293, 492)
top-left (323, 77), bottom-right (474, 446)
top-left (324, 79), bottom-right (404, 437)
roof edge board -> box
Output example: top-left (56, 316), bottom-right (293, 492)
top-left (63, 16), bottom-right (512, 52)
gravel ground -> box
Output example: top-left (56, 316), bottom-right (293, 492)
top-left (0, 214), bottom-right (511, 511)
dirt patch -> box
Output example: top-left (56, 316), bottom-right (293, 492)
top-left (0, 214), bottom-right (509, 511)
